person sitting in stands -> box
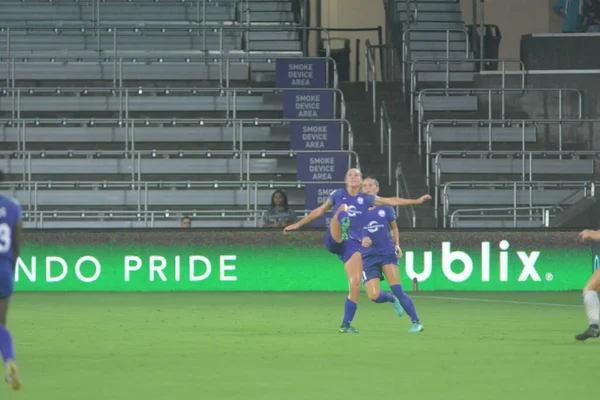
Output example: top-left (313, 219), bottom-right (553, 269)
top-left (262, 189), bottom-right (298, 228)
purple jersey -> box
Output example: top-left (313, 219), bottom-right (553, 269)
top-left (0, 195), bottom-right (21, 267)
top-left (360, 205), bottom-right (397, 257)
top-left (328, 189), bottom-right (376, 241)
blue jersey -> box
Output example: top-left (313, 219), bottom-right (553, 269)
top-left (0, 195), bottom-right (21, 267)
top-left (328, 189), bottom-right (375, 241)
top-left (361, 206), bottom-right (397, 257)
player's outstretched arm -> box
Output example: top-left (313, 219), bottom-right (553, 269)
top-left (578, 229), bottom-right (600, 243)
top-left (374, 194), bottom-right (432, 207)
top-left (283, 199), bottom-right (333, 234)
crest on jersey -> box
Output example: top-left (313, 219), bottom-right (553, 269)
top-left (357, 197), bottom-right (364, 205)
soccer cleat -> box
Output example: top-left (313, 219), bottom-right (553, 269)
top-left (338, 323), bottom-right (359, 334)
top-left (408, 322), bottom-right (424, 333)
top-left (391, 297), bottom-right (405, 317)
top-left (575, 325), bottom-right (600, 341)
top-left (340, 216), bottom-right (351, 241)
top-left (5, 361), bottom-right (21, 391)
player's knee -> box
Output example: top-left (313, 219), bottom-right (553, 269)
top-left (367, 288), bottom-right (380, 302)
top-left (348, 279), bottom-right (362, 293)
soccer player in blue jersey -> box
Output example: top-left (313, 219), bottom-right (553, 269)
top-left (360, 177), bottom-right (423, 333)
top-left (284, 168), bottom-right (431, 334)
top-left (0, 172), bottom-right (22, 390)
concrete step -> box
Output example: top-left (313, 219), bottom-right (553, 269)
top-left (398, 11), bottom-right (463, 22)
top-left (405, 31), bottom-right (468, 41)
top-left (395, 1), bottom-right (460, 12)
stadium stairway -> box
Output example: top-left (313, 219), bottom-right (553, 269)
top-left (339, 81), bottom-right (436, 228)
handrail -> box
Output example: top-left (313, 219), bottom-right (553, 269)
top-left (401, 28), bottom-right (470, 96)
top-left (441, 180), bottom-right (594, 228)
top-left (395, 162), bottom-right (416, 228)
top-left (0, 25), bottom-right (334, 59)
top-left (5, 86), bottom-right (348, 129)
top-left (380, 101), bottom-right (392, 186)
top-left (449, 206), bottom-right (562, 228)
top-left (11, 117), bottom-right (355, 154)
top-left (14, 179), bottom-right (352, 228)
top-left (417, 87), bottom-right (584, 162)
top-left (432, 150), bottom-right (598, 222)
top-left (406, 0), bottom-right (418, 24)
top-left (433, 149), bottom-right (597, 187)
top-left (365, 39), bottom-right (377, 123)
top-left (4, 54), bottom-right (340, 90)
top-left (409, 58), bottom-right (526, 119)
top-left (8, 149), bottom-right (361, 190)
top-left (424, 118), bottom-right (599, 168)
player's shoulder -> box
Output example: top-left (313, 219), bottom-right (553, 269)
top-left (0, 195), bottom-right (21, 211)
top-left (329, 189), bottom-right (344, 199)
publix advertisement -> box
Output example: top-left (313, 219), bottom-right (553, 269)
top-left (12, 230), bottom-right (594, 292)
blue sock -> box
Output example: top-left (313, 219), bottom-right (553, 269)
top-left (342, 298), bottom-right (358, 324)
top-left (0, 327), bottom-right (15, 362)
top-left (390, 284), bottom-right (420, 323)
top-left (373, 291), bottom-right (394, 303)
top-left (337, 210), bottom-right (349, 223)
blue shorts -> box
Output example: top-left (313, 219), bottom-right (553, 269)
top-left (362, 253), bottom-right (399, 283)
top-left (325, 230), bottom-right (361, 263)
top-left (0, 266), bottom-right (14, 299)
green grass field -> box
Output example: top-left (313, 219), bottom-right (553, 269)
top-left (2, 291), bottom-right (596, 399)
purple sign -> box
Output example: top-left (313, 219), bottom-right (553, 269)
top-left (276, 59), bottom-right (327, 88)
top-left (304, 184), bottom-right (344, 228)
top-left (289, 121), bottom-right (341, 151)
top-left (296, 153), bottom-right (348, 182)
top-left (282, 91), bottom-right (334, 119)
top-left (311, 214), bottom-right (334, 228)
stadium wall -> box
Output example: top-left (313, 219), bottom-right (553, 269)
top-left (12, 230), bottom-right (593, 292)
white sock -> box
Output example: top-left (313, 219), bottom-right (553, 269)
top-left (583, 290), bottom-right (600, 326)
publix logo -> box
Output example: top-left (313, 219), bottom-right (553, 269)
top-left (403, 240), bottom-right (552, 283)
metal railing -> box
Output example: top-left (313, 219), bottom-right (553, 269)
top-left (21, 206), bottom-right (322, 229)
top-left (449, 206), bottom-right (560, 228)
top-left (3, 86), bottom-right (347, 122)
top-left (432, 150), bottom-right (598, 219)
top-left (7, 117), bottom-right (355, 154)
top-left (365, 39), bottom-right (377, 123)
top-left (406, 0), bottom-right (418, 24)
top-left (3, 54), bottom-right (340, 90)
top-left (6, 179), bottom-right (346, 228)
top-left (395, 162), bottom-right (416, 228)
top-left (442, 180), bottom-right (595, 228)
top-left (424, 118), bottom-right (598, 169)
top-left (401, 27), bottom-right (470, 96)
top-left (380, 101), bottom-right (393, 186)
top-left (417, 87), bottom-right (584, 161)
top-left (2, 24), bottom-right (334, 62)
top-left (409, 58), bottom-right (525, 119)
top-left (3, 149), bottom-right (360, 187)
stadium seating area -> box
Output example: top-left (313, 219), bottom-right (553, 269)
top-left (2, 0), bottom-right (597, 229)
top-left (0, 0), bottom-right (357, 228)
top-left (381, 0), bottom-right (597, 228)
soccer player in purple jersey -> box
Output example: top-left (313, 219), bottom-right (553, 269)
top-left (0, 172), bottom-right (22, 389)
top-left (284, 168), bottom-right (431, 334)
top-left (360, 177), bottom-right (423, 333)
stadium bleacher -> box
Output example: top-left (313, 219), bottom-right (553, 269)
top-left (364, 0), bottom-right (599, 228)
top-left (0, 0), bottom-right (357, 228)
